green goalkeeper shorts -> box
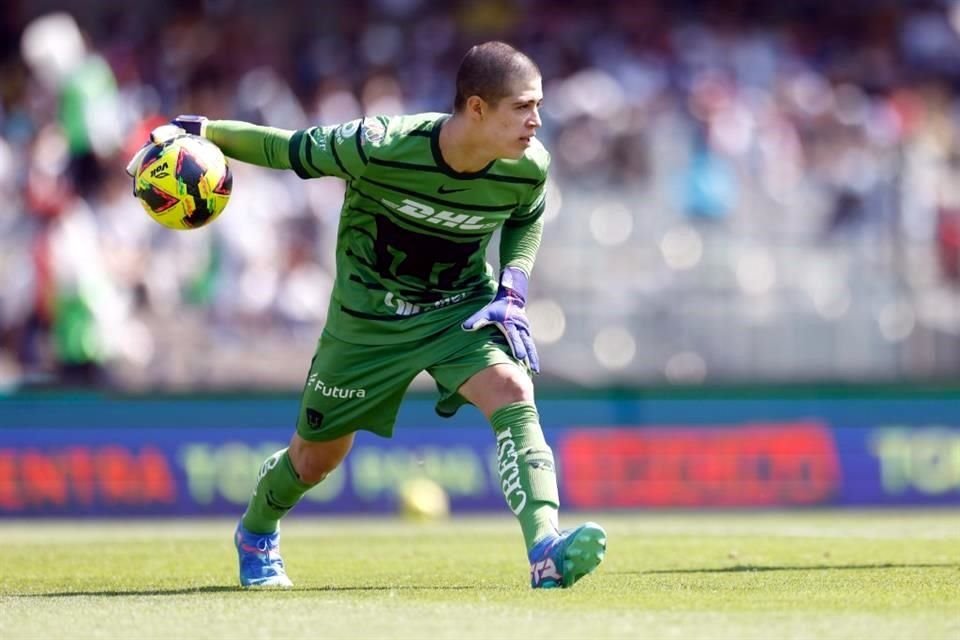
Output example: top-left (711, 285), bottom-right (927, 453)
top-left (294, 323), bottom-right (522, 441)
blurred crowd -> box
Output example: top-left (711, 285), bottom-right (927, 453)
top-left (4, 0), bottom-right (960, 390)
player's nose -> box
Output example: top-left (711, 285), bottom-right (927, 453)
top-left (528, 108), bottom-right (541, 129)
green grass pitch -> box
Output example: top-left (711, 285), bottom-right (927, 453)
top-left (1, 510), bottom-right (958, 639)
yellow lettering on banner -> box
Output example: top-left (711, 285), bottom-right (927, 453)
top-left (180, 442), bottom-right (352, 505)
top-left (911, 430), bottom-right (959, 494)
top-left (217, 442), bottom-right (272, 504)
top-left (869, 428), bottom-right (960, 495)
top-left (870, 430), bottom-right (911, 493)
top-left (351, 447), bottom-right (486, 500)
top-left (180, 444), bottom-right (219, 504)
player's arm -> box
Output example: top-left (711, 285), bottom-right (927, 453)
top-left (499, 195), bottom-right (545, 277)
top-left (185, 115), bottom-right (377, 181)
top-left (203, 120), bottom-right (295, 169)
top-left (125, 117), bottom-right (293, 176)
top-left (462, 179), bottom-right (547, 373)
top-left (128, 115), bottom-right (379, 181)
top-left (500, 148), bottom-right (550, 275)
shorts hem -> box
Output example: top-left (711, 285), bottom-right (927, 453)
top-left (296, 424), bottom-right (394, 441)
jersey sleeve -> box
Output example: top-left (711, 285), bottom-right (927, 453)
top-left (505, 181), bottom-right (547, 228)
top-left (287, 116), bottom-right (390, 181)
top-left (500, 149), bottom-right (551, 274)
top-left (505, 151), bottom-right (550, 228)
top-left (203, 120), bottom-right (295, 169)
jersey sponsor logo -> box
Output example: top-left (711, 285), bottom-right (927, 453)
top-left (437, 185), bottom-right (469, 194)
top-left (307, 373), bottom-right (367, 399)
top-left (385, 292), bottom-right (420, 316)
top-left (385, 291), bottom-right (470, 316)
top-left (336, 119), bottom-right (361, 145)
top-left (308, 128), bottom-right (328, 151)
top-left (382, 197), bottom-right (497, 231)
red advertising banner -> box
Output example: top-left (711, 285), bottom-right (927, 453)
top-left (0, 446), bottom-right (177, 511)
top-left (559, 422), bottom-right (842, 508)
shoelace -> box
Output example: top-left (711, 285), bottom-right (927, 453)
top-left (239, 533), bottom-right (283, 563)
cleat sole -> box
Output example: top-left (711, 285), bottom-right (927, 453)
top-left (241, 578), bottom-right (293, 589)
top-left (561, 522), bottom-right (607, 588)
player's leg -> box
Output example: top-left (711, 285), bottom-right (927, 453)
top-left (235, 432), bottom-right (354, 588)
top-left (240, 432), bottom-right (355, 535)
top-left (428, 327), bottom-right (606, 589)
top-left (236, 331), bottom-right (418, 588)
top-left (458, 365), bottom-right (606, 589)
top-left (456, 364), bottom-right (559, 547)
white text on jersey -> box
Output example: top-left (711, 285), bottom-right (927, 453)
top-left (382, 198), bottom-right (498, 231)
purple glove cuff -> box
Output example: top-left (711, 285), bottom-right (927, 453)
top-left (172, 115), bottom-right (207, 137)
top-left (500, 266), bottom-right (529, 301)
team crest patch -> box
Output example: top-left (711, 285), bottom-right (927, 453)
top-left (362, 119), bottom-right (385, 144)
top-left (305, 408), bottom-right (324, 429)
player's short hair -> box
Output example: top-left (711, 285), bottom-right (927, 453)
top-left (454, 41), bottom-right (541, 112)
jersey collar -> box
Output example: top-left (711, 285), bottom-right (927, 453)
top-left (431, 115), bottom-right (495, 180)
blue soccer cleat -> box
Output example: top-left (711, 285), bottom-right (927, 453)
top-left (234, 522), bottom-right (294, 588)
top-left (528, 522), bottom-right (607, 589)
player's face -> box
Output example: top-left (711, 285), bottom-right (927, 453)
top-left (485, 75), bottom-right (543, 159)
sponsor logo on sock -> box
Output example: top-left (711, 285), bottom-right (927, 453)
top-left (496, 430), bottom-right (529, 515)
top-left (256, 451), bottom-right (284, 486)
top-left (528, 457), bottom-right (554, 471)
top-left (265, 490), bottom-right (296, 516)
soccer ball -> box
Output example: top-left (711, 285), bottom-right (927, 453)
top-left (397, 476), bottom-right (450, 522)
top-left (133, 134), bottom-right (232, 230)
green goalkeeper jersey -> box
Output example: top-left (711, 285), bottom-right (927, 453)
top-left (206, 113), bottom-right (549, 345)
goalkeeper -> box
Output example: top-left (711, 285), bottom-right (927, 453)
top-left (132, 41), bottom-right (606, 590)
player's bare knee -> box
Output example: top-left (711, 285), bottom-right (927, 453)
top-left (460, 364), bottom-right (534, 417)
top-left (492, 366), bottom-right (534, 404)
top-left (302, 467), bottom-right (330, 484)
top-left (292, 449), bottom-right (339, 484)
top-left (289, 433), bottom-right (353, 485)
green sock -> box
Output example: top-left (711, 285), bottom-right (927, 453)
top-left (490, 402), bottom-right (560, 552)
top-left (241, 449), bottom-right (315, 534)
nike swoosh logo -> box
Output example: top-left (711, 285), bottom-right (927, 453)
top-left (438, 185), bottom-right (470, 194)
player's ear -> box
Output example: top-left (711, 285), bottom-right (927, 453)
top-left (466, 95), bottom-right (486, 121)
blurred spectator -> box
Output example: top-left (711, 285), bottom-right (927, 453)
top-left (20, 13), bottom-right (122, 196)
top-left (5, 1), bottom-right (960, 389)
